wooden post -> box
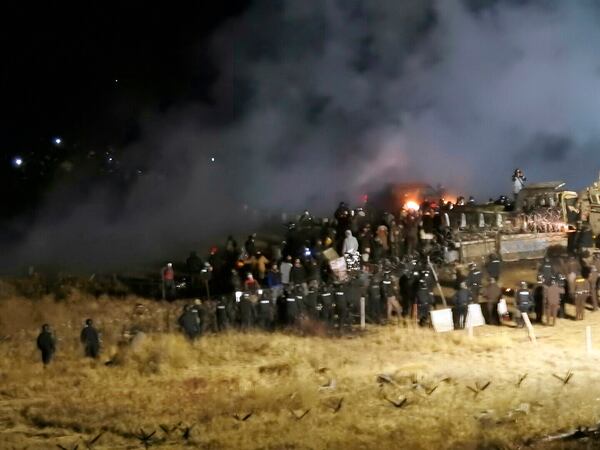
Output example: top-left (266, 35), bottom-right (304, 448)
top-left (427, 256), bottom-right (447, 307)
top-left (522, 313), bottom-right (537, 344)
top-left (360, 297), bottom-right (366, 329)
top-left (586, 326), bottom-right (592, 354)
top-left (205, 280), bottom-right (211, 302)
top-left (467, 325), bottom-right (474, 338)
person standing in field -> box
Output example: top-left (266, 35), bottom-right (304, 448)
top-left (80, 318), bottom-right (100, 358)
top-left (587, 264), bottom-right (599, 311)
top-left (162, 262), bottom-right (175, 300)
top-left (544, 278), bottom-right (564, 326)
top-left (483, 278), bottom-right (501, 325)
top-left (515, 281), bottom-right (532, 327)
top-left (36, 324), bottom-right (56, 366)
top-left (453, 282), bottom-right (471, 329)
top-left (574, 276), bottom-right (591, 321)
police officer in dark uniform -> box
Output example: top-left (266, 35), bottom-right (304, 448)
top-left (178, 305), bottom-right (201, 341)
top-left (239, 292), bottom-right (255, 330)
top-left (399, 263), bottom-right (417, 317)
top-left (346, 277), bottom-right (362, 321)
top-left (80, 318), bottom-right (100, 358)
top-left (538, 257), bottom-right (554, 287)
top-left (467, 263), bottom-right (482, 303)
top-left (257, 290), bottom-right (273, 331)
top-left (420, 267), bottom-right (435, 291)
top-left (368, 277), bottom-right (383, 323)
top-left (453, 282), bottom-right (471, 329)
top-left (416, 279), bottom-right (434, 327)
top-left (275, 290), bottom-right (287, 328)
top-left (486, 253), bottom-right (502, 281)
top-left (382, 271), bottom-right (401, 324)
top-left (285, 290), bottom-right (299, 327)
top-left (304, 285), bottom-right (318, 320)
top-left (334, 283), bottom-right (349, 329)
top-left (294, 284), bottom-right (305, 317)
top-left (190, 299), bottom-right (206, 334)
top-left (515, 281), bottom-right (532, 327)
top-left (533, 275), bottom-right (546, 323)
top-left (36, 324), bottom-right (55, 366)
top-left (318, 284), bottom-right (334, 325)
top-left (199, 263), bottom-right (213, 300)
top-left (216, 295), bottom-right (230, 331)
top-left (556, 273), bottom-right (568, 318)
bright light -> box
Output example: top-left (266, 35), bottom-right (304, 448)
top-left (12, 157), bottom-right (23, 167)
top-left (404, 200), bottom-right (420, 211)
top-left (53, 137), bottom-right (62, 145)
top-left (210, 157), bottom-right (215, 162)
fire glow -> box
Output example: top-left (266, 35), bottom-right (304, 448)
top-left (404, 200), bottom-right (420, 211)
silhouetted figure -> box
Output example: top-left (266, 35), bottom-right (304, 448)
top-left (80, 318), bottom-right (100, 358)
top-left (36, 324), bottom-right (55, 366)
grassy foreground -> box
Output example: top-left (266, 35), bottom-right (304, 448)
top-left (2, 273), bottom-right (600, 449)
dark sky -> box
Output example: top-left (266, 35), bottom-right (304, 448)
top-left (0, 3), bottom-right (249, 219)
top-left (2, 0), bottom-right (600, 272)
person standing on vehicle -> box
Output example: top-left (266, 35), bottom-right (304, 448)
top-left (512, 168), bottom-right (526, 200)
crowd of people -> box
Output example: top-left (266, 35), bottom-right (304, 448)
top-left (34, 168), bottom-right (600, 364)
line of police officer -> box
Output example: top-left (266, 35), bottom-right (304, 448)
top-left (176, 257), bottom-right (443, 338)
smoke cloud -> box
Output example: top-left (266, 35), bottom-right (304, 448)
top-left (7, 0), bottom-right (600, 271)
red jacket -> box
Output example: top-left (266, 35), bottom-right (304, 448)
top-left (163, 267), bottom-right (174, 281)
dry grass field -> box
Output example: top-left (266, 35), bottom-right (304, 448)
top-left (2, 262), bottom-right (600, 449)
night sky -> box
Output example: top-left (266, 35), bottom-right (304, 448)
top-left (0, 3), bottom-right (248, 220)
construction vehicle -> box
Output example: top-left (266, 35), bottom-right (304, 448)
top-left (446, 181), bottom-right (578, 262)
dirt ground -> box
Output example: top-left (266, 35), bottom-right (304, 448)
top-left (2, 262), bottom-right (600, 449)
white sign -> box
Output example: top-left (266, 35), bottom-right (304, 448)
top-left (329, 257), bottom-right (348, 282)
top-left (465, 303), bottom-right (486, 328)
top-left (497, 298), bottom-right (508, 316)
top-left (430, 308), bottom-right (454, 333)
